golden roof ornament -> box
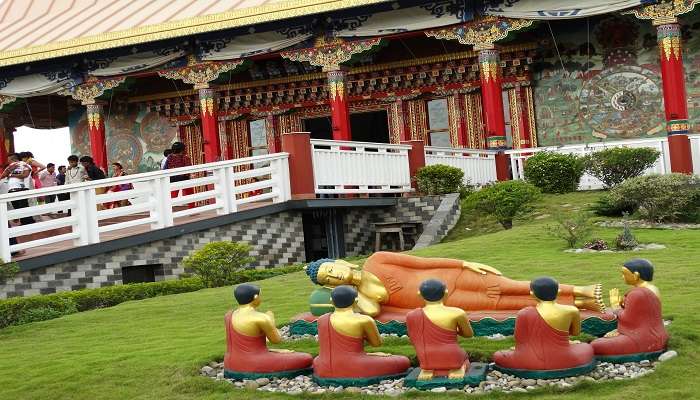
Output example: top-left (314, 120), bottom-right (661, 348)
top-left (58, 76), bottom-right (126, 105)
top-left (281, 37), bottom-right (383, 71)
top-left (158, 60), bottom-right (244, 89)
top-left (425, 16), bottom-right (533, 50)
top-left (623, 0), bottom-right (699, 25)
top-left (0, 94), bottom-right (17, 110)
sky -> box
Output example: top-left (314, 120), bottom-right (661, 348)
top-left (13, 126), bottom-right (72, 167)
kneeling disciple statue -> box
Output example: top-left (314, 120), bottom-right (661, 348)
top-left (224, 284), bottom-right (313, 379)
top-left (404, 279), bottom-right (488, 389)
top-left (493, 277), bottom-right (596, 379)
top-left (591, 259), bottom-right (669, 363)
top-left (312, 285), bottom-right (411, 386)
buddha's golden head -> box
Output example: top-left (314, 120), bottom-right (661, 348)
top-left (305, 259), bottom-right (358, 287)
top-left (621, 259), bottom-right (654, 285)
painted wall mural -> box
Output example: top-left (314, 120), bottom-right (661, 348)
top-left (69, 106), bottom-right (178, 174)
top-left (534, 11), bottom-right (700, 146)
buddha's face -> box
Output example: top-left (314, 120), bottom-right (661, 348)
top-left (621, 267), bottom-right (641, 285)
top-left (317, 262), bottom-right (353, 286)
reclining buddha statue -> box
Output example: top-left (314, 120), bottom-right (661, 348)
top-left (304, 252), bottom-right (606, 320)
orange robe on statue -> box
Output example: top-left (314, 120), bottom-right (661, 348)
top-left (592, 287), bottom-right (668, 355)
top-left (224, 312), bottom-right (313, 373)
top-left (493, 307), bottom-right (594, 371)
top-left (364, 252), bottom-right (577, 313)
top-left (406, 309), bottom-right (468, 374)
top-left (312, 314), bottom-right (411, 378)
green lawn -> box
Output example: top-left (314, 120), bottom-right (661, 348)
top-left (1, 191), bottom-right (698, 400)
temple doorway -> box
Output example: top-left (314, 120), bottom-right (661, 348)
top-left (303, 117), bottom-right (333, 140)
top-left (350, 110), bottom-right (389, 143)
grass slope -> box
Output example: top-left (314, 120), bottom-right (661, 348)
top-left (1, 192), bottom-right (698, 400)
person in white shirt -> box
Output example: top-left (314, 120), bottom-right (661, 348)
top-left (65, 155), bottom-right (87, 185)
top-left (1, 153), bottom-right (35, 225)
top-left (38, 163), bottom-right (58, 203)
top-left (161, 148), bottom-right (172, 170)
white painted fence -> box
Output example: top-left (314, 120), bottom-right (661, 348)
top-left (691, 135), bottom-right (700, 174)
top-left (425, 147), bottom-right (499, 185)
top-left (505, 137), bottom-right (675, 190)
top-left (310, 139), bottom-right (412, 194)
top-left (0, 153), bottom-right (290, 262)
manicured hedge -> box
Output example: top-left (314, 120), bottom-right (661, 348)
top-left (0, 265), bottom-right (302, 329)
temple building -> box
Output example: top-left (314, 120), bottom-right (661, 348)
top-left (0, 0), bottom-right (697, 175)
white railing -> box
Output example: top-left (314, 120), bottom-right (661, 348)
top-left (505, 137), bottom-right (674, 190)
top-left (425, 147), bottom-right (499, 185)
top-left (0, 153), bottom-right (291, 262)
top-left (310, 139), bottom-right (412, 194)
top-left (691, 135), bottom-right (700, 174)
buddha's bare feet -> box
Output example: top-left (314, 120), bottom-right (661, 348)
top-left (574, 284), bottom-right (606, 312)
top-left (417, 369), bottom-right (434, 381)
top-left (448, 364), bottom-right (466, 380)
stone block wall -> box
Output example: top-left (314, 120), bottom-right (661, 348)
top-left (0, 212), bottom-right (305, 299)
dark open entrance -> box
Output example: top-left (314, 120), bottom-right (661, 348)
top-left (303, 116), bottom-right (333, 140)
top-left (302, 209), bottom-right (346, 261)
top-left (122, 264), bottom-right (158, 284)
top-left (350, 110), bottom-right (390, 143)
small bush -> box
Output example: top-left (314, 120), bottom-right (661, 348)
top-left (547, 212), bottom-right (593, 248)
top-left (584, 239), bottom-right (609, 251)
top-left (0, 261), bottom-right (19, 284)
top-left (607, 174), bottom-right (700, 222)
top-left (615, 217), bottom-right (639, 250)
top-left (415, 164), bottom-right (466, 195)
top-left (589, 193), bottom-right (636, 217)
top-left (183, 241), bottom-right (256, 288)
top-left (523, 152), bottom-right (584, 193)
top-left (469, 180), bottom-right (540, 229)
top-left (0, 265), bottom-right (302, 329)
top-left (583, 147), bottom-right (660, 188)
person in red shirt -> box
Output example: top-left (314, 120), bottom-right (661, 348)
top-left (164, 142), bottom-right (194, 208)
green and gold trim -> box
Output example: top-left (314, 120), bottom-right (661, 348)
top-left (667, 118), bottom-right (690, 134)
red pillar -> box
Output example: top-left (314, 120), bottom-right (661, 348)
top-left (479, 48), bottom-right (507, 150)
top-left (281, 132), bottom-right (315, 198)
top-left (395, 99), bottom-right (412, 142)
top-left (451, 93), bottom-right (469, 147)
top-left (401, 139), bottom-right (426, 189)
top-left (199, 87), bottom-right (221, 163)
top-left (328, 69), bottom-right (352, 141)
top-left (657, 23), bottom-right (693, 173)
top-left (495, 151), bottom-right (510, 181)
top-left (86, 103), bottom-right (108, 172)
top-left (0, 115), bottom-right (8, 166)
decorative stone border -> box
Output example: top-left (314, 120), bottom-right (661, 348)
top-left (597, 220), bottom-right (700, 230)
top-left (564, 243), bottom-right (667, 254)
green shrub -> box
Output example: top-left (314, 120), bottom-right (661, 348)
top-left (523, 152), bottom-right (584, 193)
top-left (589, 193), bottom-right (636, 217)
top-left (469, 180), bottom-right (540, 229)
top-left (583, 147), bottom-right (660, 188)
top-left (616, 216), bottom-right (639, 250)
top-left (547, 212), bottom-right (593, 248)
top-left (607, 174), bottom-right (700, 222)
top-left (183, 241), bottom-right (256, 288)
top-left (415, 164), bottom-right (466, 195)
top-left (0, 261), bottom-right (19, 284)
top-left (0, 265), bottom-right (301, 329)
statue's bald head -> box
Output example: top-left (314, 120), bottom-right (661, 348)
top-left (419, 279), bottom-right (447, 302)
top-left (530, 277), bottom-right (559, 301)
top-left (331, 285), bottom-right (357, 308)
top-left (623, 258), bottom-right (654, 281)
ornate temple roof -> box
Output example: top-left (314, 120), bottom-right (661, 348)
top-left (0, 0), bottom-right (388, 67)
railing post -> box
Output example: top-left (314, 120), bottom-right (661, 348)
top-left (0, 202), bottom-right (11, 262)
top-left (400, 140), bottom-right (425, 190)
top-left (82, 188), bottom-right (100, 244)
top-left (278, 156), bottom-right (292, 202)
top-left (73, 190), bottom-right (90, 246)
top-left (495, 151), bottom-right (510, 181)
top-left (214, 166), bottom-right (233, 215)
top-left (281, 132), bottom-right (315, 198)
top-left (158, 176), bottom-right (174, 228)
top-left (150, 178), bottom-right (166, 230)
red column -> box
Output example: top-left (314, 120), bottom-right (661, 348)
top-left (266, 115), bottom-right (281, 153)
top-left (401, 139), bottom-right (426, 189)
top-left (657, 23), bottom-right (693, 173)
top-left (451, 93), bottom-right (469, 147)
top-left (395, 99), bottom-right (412, 142)
top-left (328, 69), bottom-right (352, 141)
top-left (199, 87), bottom-right (221, 163)
top-left (0, 115), bottom-right (8, 166)
top-left (281, 132), bottom-right (315, 198)
top-left (86, 103), bottom-right (108, 172)
top-left (479, 48), bottom-right (507, 150)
